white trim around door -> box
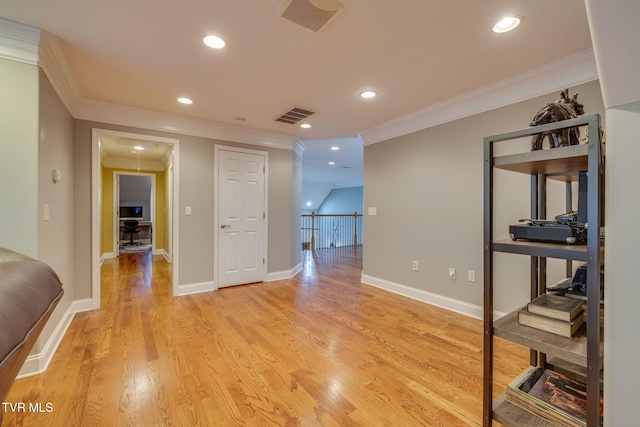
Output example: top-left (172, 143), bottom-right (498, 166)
top-left (213, 145), bottom-right (269, 289)
top-left (91, 128), bottom-right (180, 309)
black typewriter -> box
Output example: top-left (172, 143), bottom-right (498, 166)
top-left (509, 171), bottom-right (589, 245)
top-left (509, 215), bottom-right (586, 245)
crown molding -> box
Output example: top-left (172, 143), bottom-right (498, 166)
top-left (0, 17), bottom-right (40, 65)
top-left (360, 49), bottom-right (599, 146)
top-left (73, 98), bottom-right (299, 151)
top-left (38, 30), bottom-right (82, 115)
top-left (293, 139), bottom-right (307, 158)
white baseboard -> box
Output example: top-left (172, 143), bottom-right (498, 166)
top-left (17, 298), bottom-right (93, 379)
top-left (176, 280), bottom-right (216, 296)
top-left (175, 263), bottom-right (302, 297)
top-left (361, 274), bottom-right (488, 320)
top-left (266, 262), bottom-right (302, 282)
top-left (100, 252), bottom-right (116, 265)
top-left (154, 249), bottom-right (170, 261)
top-left (70, 298), bottom-right (95, 313)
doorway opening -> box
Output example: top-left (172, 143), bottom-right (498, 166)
top-left (114, 172), bottom-right (155, 255)
top-left (91, 128), bottom-right (179, 309)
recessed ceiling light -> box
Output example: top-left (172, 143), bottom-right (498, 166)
top-left (306, 202), bottom-right (312, 207)
top-left (203, 35), bottom-right (225, 49)
top-left (328, 161), bottom-right (335, 165)
top-left (493, 16), bottom-right (521, 33)
top-left (300, 123), bottom-right (311, 128)
top-left (360, 90), bottom-right (377, 99)
top-left (331, 146), bottom-right (340, 151)
top-left (134, 146), bottom-right (144, 150)
top-left (178, 97), bottom-right (193, 104)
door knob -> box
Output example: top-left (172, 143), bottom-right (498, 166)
top-left (220, 224), bottom-right (230, 229)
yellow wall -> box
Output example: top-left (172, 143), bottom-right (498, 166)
top-left (100, 166), bottom-right (168, 254)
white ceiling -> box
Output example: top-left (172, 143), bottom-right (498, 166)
top-left (99, 135), bottom-right (173, 171)
top-left (1, 0), bottom-right (594, 187)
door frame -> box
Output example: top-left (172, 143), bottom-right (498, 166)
top-left (213, 144), bottom-right (269, 289)
top-left (113, 171), bottom-right (156, 256)
top-left (91, 128), bottom-right (180, 309)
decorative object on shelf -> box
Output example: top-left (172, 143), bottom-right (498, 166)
top-left (509, 171), bottom-right (588, 245)
top-left (530, 89), bottom-right (584, 150)
top-left (549, 263), bottom-right (605, 302)
top-left (509, 218), bottom-right (587, 244)
top-left (581, 126), bottom-right (606, 144)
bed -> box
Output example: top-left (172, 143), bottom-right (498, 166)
top-left (0, 248), bottom-right (64, 424)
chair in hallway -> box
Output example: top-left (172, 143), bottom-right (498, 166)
top-left (123, 220), bottom-right (140, 245)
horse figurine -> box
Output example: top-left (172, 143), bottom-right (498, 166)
top-left (530, 89), bottom-right (584, 150)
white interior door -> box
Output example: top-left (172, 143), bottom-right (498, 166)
top-left (218, 149), bottom-right (266, 287)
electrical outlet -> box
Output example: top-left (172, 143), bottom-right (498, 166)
top-left (413, 260), bottom-right (419, 271)
top-left (449, 268), bottom-right (456, 279)
top-left (468, 270), bottom-right (476, 282)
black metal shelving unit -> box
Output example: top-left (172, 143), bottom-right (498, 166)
top-left (483, 115), bottom-right (604, 427)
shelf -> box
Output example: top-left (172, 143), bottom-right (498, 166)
top-left (494, 144), bottom-right (589, 180)
top-left (484, 114), bottom-right (603, 427)
top-left (493, 308), bottom-right (604, 368)
top-left (492, 239), bottom-right (588, 261)
top-left (545, 356), bottom-right (604, 384)
top-left (493, 393), bottom-right (556, 427)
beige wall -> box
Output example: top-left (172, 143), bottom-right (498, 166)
top-left (0, 58), bottom-right (39, 258)
top-left (363, 80), bottom-right (605, 314)
top-left (267, 148), bottom-right (302, 272)
top-left (36, 68), bottom-right (75, 352)
top-left (291, 151), bottom-right (302, 268)
top-left (100, 167), bottom-right (167, 254)
top-left (0, 62), bottom-right (75, 355)
top-left (73, 119), bottom-right (300, 291)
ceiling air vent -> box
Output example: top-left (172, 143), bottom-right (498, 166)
top-left (276, 0), bottom-right (344, 33)
top-left (275, 106), bottom-right (315, 125)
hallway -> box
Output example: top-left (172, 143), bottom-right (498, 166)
top-left (5, 248), bottom-right (527, 426)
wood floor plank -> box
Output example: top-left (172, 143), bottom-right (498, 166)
top-left (3, 248), bottom-right (528, 426)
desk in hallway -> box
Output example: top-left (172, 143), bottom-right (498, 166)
top-left (119, 221), bottom-right (152, 245)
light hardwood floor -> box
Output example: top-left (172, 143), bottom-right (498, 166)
top-left (4, 247), bottom-right (528, 426)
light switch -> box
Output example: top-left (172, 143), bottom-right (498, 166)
top-left (185, 206), bottom-right (192, 216)
top-left (44, 204), bottom-right (50, 221)
top-left (368, 207), bottom-right (377, 216)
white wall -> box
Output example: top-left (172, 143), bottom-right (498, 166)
top-left (119, 174), bottom-right (152, 221)
top-left (604, 101), bottom-right (640, 426)
top-left (319, 186), bottom-right (363, 214)
top-left (0, 58), bottom-right (39, 257)
top-left (583, 2), bottom-right (640, 423)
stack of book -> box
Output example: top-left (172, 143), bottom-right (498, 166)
top-left (518, 294), bottom-right (584, 338)
top-left (505, 366), bottom-right (588, 427)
